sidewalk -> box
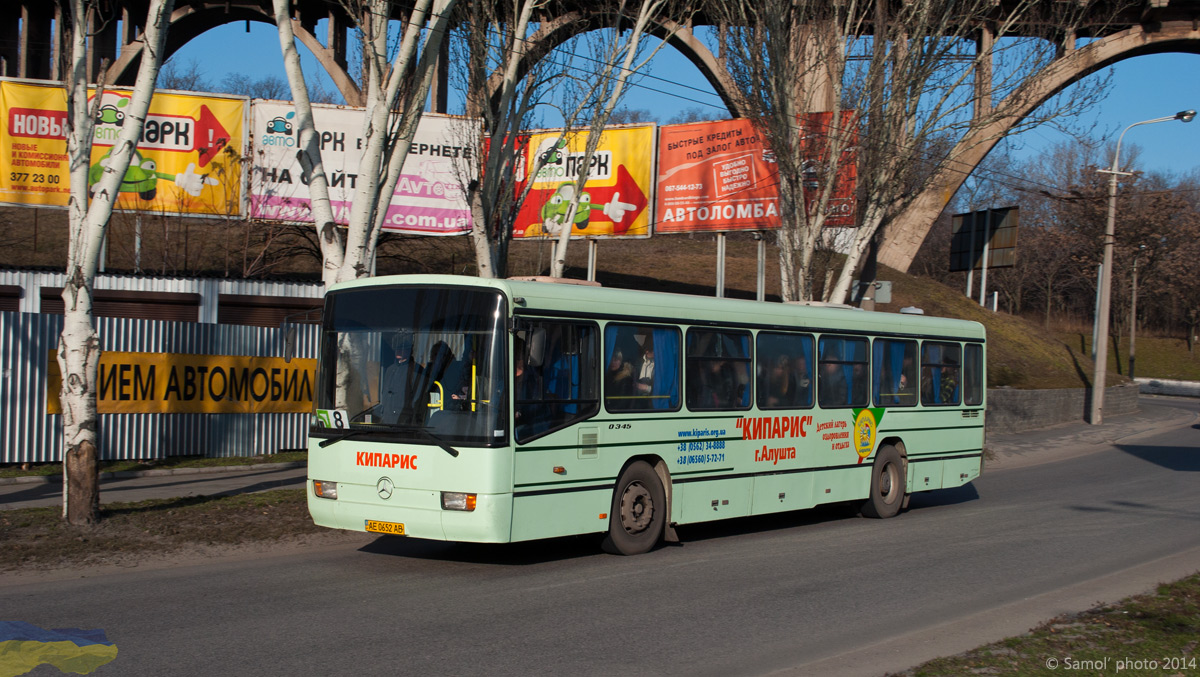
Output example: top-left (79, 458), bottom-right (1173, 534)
top-left (0, 463), bottom-right (307, 511)
top-left (2, 396), bottom-right (1195, 511)
top-left (985, 394), bottom-right (1199, 470)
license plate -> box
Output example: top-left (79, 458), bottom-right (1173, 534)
top-left (364, 520), bottom-right (405, 535)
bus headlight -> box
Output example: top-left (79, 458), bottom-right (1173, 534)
top-left (313, 480), bottom-right (338, 499)
top-left (441, 492), bottom-right (477, 511)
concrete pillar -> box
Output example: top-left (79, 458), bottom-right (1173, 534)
top-left (974, 22), bottom-right (994, 120)
top-left (19, 2), bottom-right (54, 80)
top-left (0, 3), bottom-right (20, 77)
top-left (89, 8), bottom-right (119, 83)
top-left (429, 37), bottom-right (449, 113)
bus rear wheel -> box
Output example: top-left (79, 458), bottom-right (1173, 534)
top-left (862, 445), bottom-right (905, 519)
top-left (602, 461), bottom-right (665, 555)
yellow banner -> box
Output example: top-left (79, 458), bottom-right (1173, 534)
top-left (0, 79), bottom-right (245, 216)
top-left (513, 125), bottom-right (654, 238)
top-left (47, 352), bottom-right (316, 415)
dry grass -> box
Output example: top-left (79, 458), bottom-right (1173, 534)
top-left (0, 489), bottom-right (326, 572)
top-left (892, 573), bottom-right (1200, 676)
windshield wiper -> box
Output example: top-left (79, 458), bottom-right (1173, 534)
top-left (317, 427), bottom-right (371, 448)
top-left (404, 427), bottom-right (460, 458)
top-left (316, 424), bottom-right (460, 457)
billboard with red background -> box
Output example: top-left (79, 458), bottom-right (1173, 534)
top-left (654, 115), bottom-right (857, 234)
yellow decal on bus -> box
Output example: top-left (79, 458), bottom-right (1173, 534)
top-left (854, 408), bottom-right (878, 463)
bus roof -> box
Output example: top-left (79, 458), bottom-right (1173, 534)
top-left (328, 274), bottom-right (986, 342)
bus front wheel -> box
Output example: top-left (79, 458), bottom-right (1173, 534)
top-left (862, 445), bottom-right (905, 519)
top-left (602, 461), bottom-right (665, 555)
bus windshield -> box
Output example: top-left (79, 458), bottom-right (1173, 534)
top-left (315, 286), bottom-right (507, 446)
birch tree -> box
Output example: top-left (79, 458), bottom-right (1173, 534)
top-left (547, 0), bottom-right (681, 278)
top-left (272, 0), bottom-right (457, 289)
top-left (458, 0), bottom-right (555, 279)
top-left (58, 0), bottom-right (174, 525)
top-left (714, 0), bottom-right (1120, 303)
top-left (458, 0), bottom-right (681, 279)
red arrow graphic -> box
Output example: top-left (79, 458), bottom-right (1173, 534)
top-left (195, 105), bottom-right (230, 168)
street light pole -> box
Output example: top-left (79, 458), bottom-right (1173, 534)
top-left (1130, 245), bottom-right (1144, 380)
top-left (1090, 109), bottom-right (1195, 424)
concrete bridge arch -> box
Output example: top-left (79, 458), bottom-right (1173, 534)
top-left (880, 20), bottom-right (1200, 272)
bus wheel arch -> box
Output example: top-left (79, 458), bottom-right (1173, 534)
top-left (878, 437), bottom-right (911, 510)
top-left (862, 443), bottom-right (906, 519)
top-left (602, 456), bottom-right (671, 555)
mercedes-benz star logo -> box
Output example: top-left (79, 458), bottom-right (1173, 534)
top-left (376, 477), bottom-right (394, 500)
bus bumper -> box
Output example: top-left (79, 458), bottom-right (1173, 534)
top-left (307, 480), bottom-right (513, 544)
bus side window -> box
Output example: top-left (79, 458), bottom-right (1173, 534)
top-left (964, 343), bottom-right (984, 406)
top-left (604, 324), bottom-right (681, 412)
top-left (921, 342), bottom-right (962, 406)
top-left (514, 320), bottom-right (600, 443)
top-left (686, 329), bottom-right (751, 411)
top-left (873, 339), bottom-right (918, 407)
top-left (756, 332), bottom-right (813, 410)
top-left (818, 336), bottom-right (868, 408)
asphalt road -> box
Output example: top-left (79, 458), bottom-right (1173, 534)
top-left (3, 398), bottom-right (1198, 676)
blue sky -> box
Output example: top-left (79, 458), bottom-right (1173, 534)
top-left (173, 21), bottom-right (1200, 181)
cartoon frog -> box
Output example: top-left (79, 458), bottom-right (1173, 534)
top-left (537, 182), bottom-right (639, 236)
top-left (540, 183), bottom-right (594, 235)
top-left (88, 149), bottom-right (218, 201)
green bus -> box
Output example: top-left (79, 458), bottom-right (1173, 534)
top-left (308, 275), bottom-right (985, 555)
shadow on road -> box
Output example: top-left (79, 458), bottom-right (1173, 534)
top-left (1115, 444), bottom-right (1200, 472)
top-left (1065, 499), bottom-right (1200, 522)
top-left (357, 533), bottom-right (603, 565)
top-left (356, 483), bottom-right (984, 564)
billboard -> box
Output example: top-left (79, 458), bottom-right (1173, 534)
top-left (512, 125), bottom-right (654, 239)
top-left (46, 351), bottom-right (316, 415)
top-left (654, 115), bottom-right (858, 234)
top-left (799, 111), bottom-right (858, 228)
top-left (656, 119), bottom-right (781, 233)
top-left (250, 102), bottom-right (475, 235)
top-left (0, 79), bottom-right (246, 216)
top-left (950, 207), bottom-right (1019, 272)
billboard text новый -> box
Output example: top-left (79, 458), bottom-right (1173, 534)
top-left (0, 79), bottom-right (246, 216)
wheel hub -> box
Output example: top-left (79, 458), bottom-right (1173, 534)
top-left (620, 481), bottom-right (653, 534)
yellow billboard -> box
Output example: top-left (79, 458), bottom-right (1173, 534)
top-left (47, 351), bottom-right (316, 415)
top-left (0, 79), bottom-right (245, 216)
top-left (513, 125), bottom-right (654, 238)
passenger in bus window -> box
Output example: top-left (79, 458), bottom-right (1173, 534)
top-left (380, 331), bottom-right (427, 424)
top-left (819, 359), bottom-right (847, 407)
top-left (794, 353), bottom-right (812, 406)
top-left (851, 362), bottom-right (868, 405)
top-left (940, 355), bottom-right (960, 404)
top-left (700, 359), bottom-right (738, 408)
top-left (444, 343), bottom-right (474, 407)
top-left (606, 349), bottom-right (634, 408)
top-left (513, 349), bottom-right (543, 432)
top-left (898, 355), bottom-right (914, 395)
top-left (765, 354), bottom-right (798, 407)
top-left (635, 337), bottom-right (655, 398)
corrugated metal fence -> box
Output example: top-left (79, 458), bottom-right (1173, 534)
top-left (0, 311), bottom-right (319, 463)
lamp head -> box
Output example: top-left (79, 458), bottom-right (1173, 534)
top-left (1177, 110), bottom-right (1197, 123)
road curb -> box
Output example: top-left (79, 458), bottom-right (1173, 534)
top-left (0, 461), bottom-right (307, 486)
